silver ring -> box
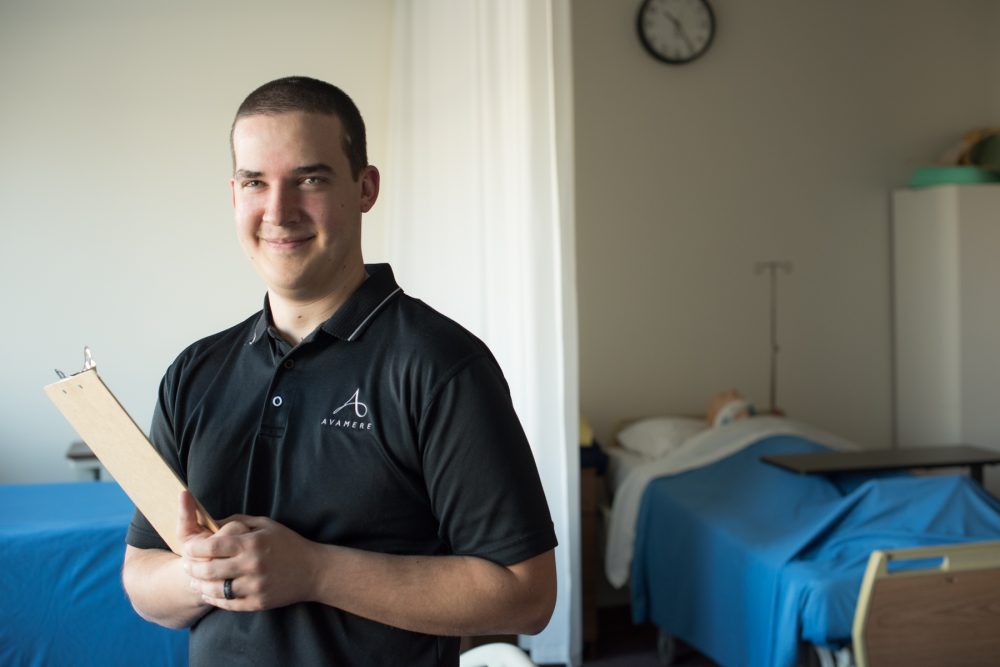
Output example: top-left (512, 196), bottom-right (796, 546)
top-left (223, 578), bottom-right (235, 600)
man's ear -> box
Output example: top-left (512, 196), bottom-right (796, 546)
top-left (230, 179), bottom-right (237, 209)
top-left (359, 165), bottom-right (380, 213)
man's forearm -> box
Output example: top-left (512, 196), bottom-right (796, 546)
top-left (307, 547), bottom-right (556, 637)
top-left (122, 545), bottom-right (211, 629)
top-left (180, 514), bottom-right (556, 636)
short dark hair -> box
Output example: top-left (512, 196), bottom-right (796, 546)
top-left (231, 76), bottom-right (368, 179)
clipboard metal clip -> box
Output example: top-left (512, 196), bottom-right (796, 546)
top-left (54, 346), bottom-right (96, 380)
top-left (83, 346), bottom-right (96, 371)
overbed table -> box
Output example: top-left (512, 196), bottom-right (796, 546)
top-left (761, 444), bottom-right (1000, 484)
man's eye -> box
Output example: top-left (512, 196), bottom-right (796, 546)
top-left (242, 180), bottom-right (262, 188)
top-left (302, 177), bottom-right (321, 186)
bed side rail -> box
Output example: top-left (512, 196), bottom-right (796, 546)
top-left (852, 540), bottom-right (1000, 667)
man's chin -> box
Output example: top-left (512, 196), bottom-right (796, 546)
top-left (254, 269), bottom-right (308, 295)
top-left (254, 260), bottom-right (365, 302)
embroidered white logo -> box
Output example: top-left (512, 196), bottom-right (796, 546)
top-left (332, 389), bottom-right (368, 418)
top-left (320, 388), bottom-right (373, 431)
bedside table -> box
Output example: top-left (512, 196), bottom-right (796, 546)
top-left (581, 466), bottom-right (600, 656)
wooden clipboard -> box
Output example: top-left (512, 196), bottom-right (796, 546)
top-left (44, 361), bottom-right (218, 554)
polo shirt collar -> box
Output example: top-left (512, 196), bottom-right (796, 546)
top-left (321, 263), bottom-right (402, 341)
top-left (249, 263), bottom-right (402, 346)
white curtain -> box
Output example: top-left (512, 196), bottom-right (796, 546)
top-left (384, 1), bottom-right (580, 664)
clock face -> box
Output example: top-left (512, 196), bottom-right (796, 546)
top-left (637, 0), bottom-right (716, 65)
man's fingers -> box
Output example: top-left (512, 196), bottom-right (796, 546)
top-left (216, 520), bottom-right (251, 536)
top-left (185, 532), bottom-right (244, 560)
top-left (186, 556), bottom-right (243, 582)
top-left (177, 490), bottom-right (203, 541)
top-left (180, 512), bottom-right (257, 565)
top-left (236, 515), bottom-right (274, 530)
top-left (188, 574), bottom-right (238, 602)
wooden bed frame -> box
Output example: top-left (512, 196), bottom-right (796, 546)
top-left (853, 540), bottom-right (1000, 667)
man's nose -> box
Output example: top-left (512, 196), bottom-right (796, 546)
top-left (263, 185), bottom-right (299, 226)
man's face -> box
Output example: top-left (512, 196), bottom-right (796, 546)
top-left (230, 111), bottom-right (378, 300)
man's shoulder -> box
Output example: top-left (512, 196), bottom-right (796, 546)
top-left (385, 293), bottom-right (492, 364)
top-left (354, 264), bottom-right (490, 366)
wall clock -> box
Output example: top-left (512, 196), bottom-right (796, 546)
top-left (637, 0), bottom-right (716, 65)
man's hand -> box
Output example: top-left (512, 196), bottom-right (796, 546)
top-left (176, 490), bottom-right (220, 544)
top-left (170, 491), bottom-right (556, 636)
top-left (119, 490), bottom-right (233, 629)
top-left (181, 500), bottom-right (320, 613)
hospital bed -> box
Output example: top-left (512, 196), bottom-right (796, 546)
top-left (0, 481), bottom-right (188, 666)
top-left (603, 416), bottom-right (1000, 667)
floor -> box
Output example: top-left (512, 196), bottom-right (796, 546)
top-left (576, 606), bottom-right (717, 667)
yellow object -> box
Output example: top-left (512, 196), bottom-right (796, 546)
top-left (957, 127), bottom-right (1000, 166)
top-left (579, 415), bottom-right (594, 447)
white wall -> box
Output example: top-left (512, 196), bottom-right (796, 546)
top-left (0, 1), bottom-right (394, 483)
top-left (994, 2), bottom-right (1000, 119)
top-left (573, 0), bottom-right (997, 449)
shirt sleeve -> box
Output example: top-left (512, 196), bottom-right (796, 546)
top-left (418, 355), bottom-right (557, 566)
top-left (125, 373), bottom-right (180, 551)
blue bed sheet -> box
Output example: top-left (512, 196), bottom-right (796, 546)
top-left (630, 436), bottom-right (1000, 667)
top-left (0, 482), bottom-right (187, 667)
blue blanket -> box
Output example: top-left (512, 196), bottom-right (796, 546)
top-left (0, 482), bottom-right (188, 666)
top-left (630, 436), bottom-right (1000, 667)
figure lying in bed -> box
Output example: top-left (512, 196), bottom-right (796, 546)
top-left (705, 389), bottom-right (787, 427)
top-left (706, 389), bottom-right (755, 427)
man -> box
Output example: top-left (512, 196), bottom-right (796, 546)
top-left (122, 76), bottom-right (557, 666)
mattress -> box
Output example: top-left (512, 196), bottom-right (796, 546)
top-left (0, 482), bottom-right (188, 666)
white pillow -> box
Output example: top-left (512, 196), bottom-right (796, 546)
top-left (617, 416), bottom-right (707, 459)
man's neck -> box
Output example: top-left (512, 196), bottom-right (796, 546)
top-left (267, 265), bottom-right (367, 346)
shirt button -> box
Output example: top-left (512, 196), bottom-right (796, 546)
top-left (283, 359), bottom-right (295, 369)
top-left (272, 396), bottom-right (283, 407)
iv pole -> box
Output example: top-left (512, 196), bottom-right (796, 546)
top-left (754, 261), bottom-right (793, 414)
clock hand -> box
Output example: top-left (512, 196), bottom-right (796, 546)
top-left (660, 8), bottom-right (682, 30)
top-left (660, 9), bottom-right (696, 53)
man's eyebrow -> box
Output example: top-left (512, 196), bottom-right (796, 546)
top-left (293, 163), bottom-right (334, 175)
top-left (234, 165), bottom-right (333, 179)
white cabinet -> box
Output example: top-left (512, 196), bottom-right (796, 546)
top-left (892, 184), bottom-right (1000, 492)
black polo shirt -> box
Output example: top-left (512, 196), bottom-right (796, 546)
top-left (126, 263), bottom-right (557, 667)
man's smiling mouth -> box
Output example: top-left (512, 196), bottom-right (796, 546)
top-left (262, 236), bottom-right (314, 249)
